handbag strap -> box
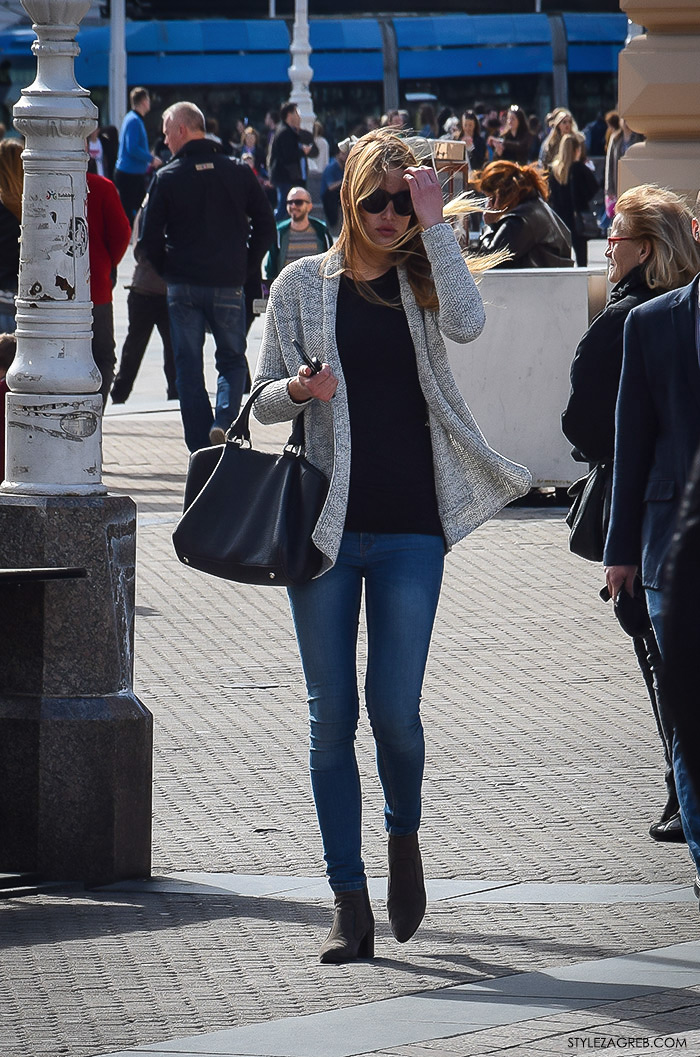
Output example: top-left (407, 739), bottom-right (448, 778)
top-left (227, 378), bottom-right (307, 450)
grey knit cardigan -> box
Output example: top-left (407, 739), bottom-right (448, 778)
top-left (252, 222), bottom-right (532, 574)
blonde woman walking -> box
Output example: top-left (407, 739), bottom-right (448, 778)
top-left (252, 128), bottom-right (530, 964)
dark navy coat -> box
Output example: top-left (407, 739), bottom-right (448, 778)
top-left (604, 275), bottom-right (700, 589)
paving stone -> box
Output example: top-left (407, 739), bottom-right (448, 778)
top-left (3, 250), bottom-right (699, 1057)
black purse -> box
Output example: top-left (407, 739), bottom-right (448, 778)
top-left (172, 381), bottom-right (329, 586)
top-left (573, 209), bottom-right (600, 241)
top-left (565, 461), bottom-right (613, 562)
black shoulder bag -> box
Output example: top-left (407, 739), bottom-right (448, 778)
top-left (565, 461), bottom-right (613, 563)
top-left (172, 381), bottom-right (329, 586)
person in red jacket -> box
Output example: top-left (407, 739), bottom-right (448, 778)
top-left (86, 169), bottom-right (131, 407)
top-left (0, 330), bottom-right (16, 481)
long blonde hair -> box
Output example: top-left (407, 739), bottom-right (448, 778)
top-left (550, 132), bottom-right (582, 186)
top-left (615, 185), bottom-right (700, 291)
top-left (540, 108), bottom-right (578, 168)
top-left (0, 139), bottom-right (23, 221)
top-left (334, 127), bottom-right (501, 311)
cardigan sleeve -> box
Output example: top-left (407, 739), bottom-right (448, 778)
top-left (251, 288), bottom-right (308, 425)
top-left (421, 223), bottom-right (486, 343)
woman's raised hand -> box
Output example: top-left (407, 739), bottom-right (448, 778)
top-left (403, 165), bottom-right (444, 229)
top-left (288, 363), bottom-right (338, 404)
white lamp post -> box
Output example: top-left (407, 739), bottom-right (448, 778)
top-left (0, 0), bottom-right (152, 886)
top-left (3, 0), bottom-right (102, 496)
top-left (109, 0), bottom-right (126, 129)
top-left (288, 0), bottom-right (315, 130)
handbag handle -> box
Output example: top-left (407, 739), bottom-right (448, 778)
top-left (227, 378), bottom-right (307, 450)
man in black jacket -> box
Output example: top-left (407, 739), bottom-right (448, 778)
top-left (140, 101), bottom-right (276, 452)
top-left (269, 102), bottom-right (313, 222)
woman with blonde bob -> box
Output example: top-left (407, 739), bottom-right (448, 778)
top-left (563, 184), bottom-right (700, 845)
top-left (0, 138), bottom-right (23, 332)
top-left (252, 128), bottom-right (530, 964)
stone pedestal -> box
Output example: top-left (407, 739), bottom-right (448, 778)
top-left (0, 494), bottom-right (152, 883)
top-left (618, 0), bottom-right (700, 201)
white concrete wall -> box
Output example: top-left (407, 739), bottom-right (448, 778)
top-left (446, 268), bottom-right (607, 489)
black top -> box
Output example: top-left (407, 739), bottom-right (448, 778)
top-left (139, 138), bottom-right (276, 287)
top-left (335, 268), bottom-right (443, 537)
top-left (561, 266), bottom-right (659, 463)
top-left (269, 122), bottom-right (304, 186)
top-left (548, 161), bottom-right (599, 236)
top-left (500, 131), bottom-right (530, 165)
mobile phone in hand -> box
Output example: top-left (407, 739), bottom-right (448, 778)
top-left (292, 338), bottom-right (322, 375)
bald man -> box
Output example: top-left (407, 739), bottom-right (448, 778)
top-left (140, 101), bottom-right (275, 451)
top-left (265, 185), bottom-right (332, 283)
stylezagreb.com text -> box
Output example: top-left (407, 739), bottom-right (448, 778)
top-left (567, 1039), bottom-right (687, 1050)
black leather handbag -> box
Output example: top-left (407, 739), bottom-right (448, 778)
top-left (565, 461), bottom-right (613, 563)
top-left (573, 209), bottom-right (600, 241)
top-left (172, 381), bottom-right (329, 586)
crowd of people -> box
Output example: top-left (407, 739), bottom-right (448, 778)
top-left (0, 90), bottom-right (640, 418)
top-left (1, 86), bottom-right (699, 969)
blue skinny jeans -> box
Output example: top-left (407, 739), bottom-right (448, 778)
top-left (288, 532), bottom-right (445, 893)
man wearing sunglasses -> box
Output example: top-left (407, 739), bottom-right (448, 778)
top-left (265, 186), bottom-right (332, 283)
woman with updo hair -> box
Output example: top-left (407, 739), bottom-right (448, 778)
top-left (472, 159), bottom-right (572, 267)
top-left (252, 127), bottom-right (530, 964)
top-left (563, 184), bottom-right (700, 847)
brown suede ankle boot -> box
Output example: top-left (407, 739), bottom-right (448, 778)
top-left (319, 887), bottom-right (375, 964)
top-left (387, 831), bottom-right (426, 942)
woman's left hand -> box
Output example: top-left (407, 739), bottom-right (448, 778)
top-left (403, 166), bottom-right (444, 229)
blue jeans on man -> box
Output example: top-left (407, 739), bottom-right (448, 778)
top-left (275, 183), bottom-right (293, 222)
top-left (287, 532), bottom-right (445, 892)
top-left (646, 586), bottom-right (700, 876)
top-left (167, 283), bottom-right (247, 453)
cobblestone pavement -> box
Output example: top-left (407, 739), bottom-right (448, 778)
top-left (1, 249), bottom-right (699, 1057)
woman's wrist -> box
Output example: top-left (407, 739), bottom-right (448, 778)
top-left (287, 377), bottom-right (312, 404)
top-left (420, 218), bottom-right (447, 232)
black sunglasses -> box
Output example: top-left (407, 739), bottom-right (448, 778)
top-left (359, 187), bottom-right (414, 216)
top-left (287, 198), bottom-right (310, 206)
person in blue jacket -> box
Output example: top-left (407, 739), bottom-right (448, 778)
top-left (114, 87), bottom-right (159, 226)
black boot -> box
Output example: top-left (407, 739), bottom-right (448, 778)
top-left (319, 887), bottom-right (374, 964)
top-left (387, 832), bottom-right (426, 943)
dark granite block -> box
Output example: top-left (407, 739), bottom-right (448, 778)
top-left (0, 494), bottom-right (153, 882)
top-left (0, 494), bottom-right (138, 697)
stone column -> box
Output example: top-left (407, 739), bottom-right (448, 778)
top-left (617, 0), bottom-right (700, 201)
top-left (0, 0), bottom-right (152, 886)
top-left (288, 0), bottom-right (315, 131)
